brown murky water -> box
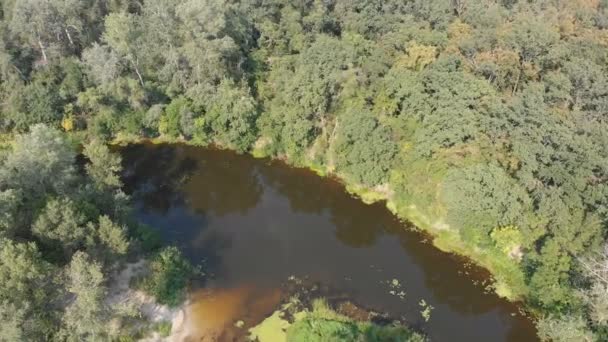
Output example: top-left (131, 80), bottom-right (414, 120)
top-left (121, 143), bottom-right (538, 341)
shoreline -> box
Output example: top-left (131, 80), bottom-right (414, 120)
top-left (109, 134), bottom-right (533, 313)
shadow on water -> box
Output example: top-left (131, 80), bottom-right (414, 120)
top-left (120, 142), bottom-right (538, 342)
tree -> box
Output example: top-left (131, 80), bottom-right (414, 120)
top-left (579, 245), bottom-right (608, 327)
top-left (0, 190), bottom-right (19, 238)
top-left (441, 164), bottom-right (533, 247)
top-left (159, 96), bottom-right (191, 137)
top-left (537, 314), bottom-right (594, 342)
top-left (174, 0), bottom-right (249, 85)
top-left (0, 301), bottom-right (28, 342)
top-left (204, 79), bottom-right (258, 152)
top-left (95, 215), bottom-right (130, 258)
top-left (103, 12), bottom-right (146, 86)
top-left (60, 251), bottom-right (109, 341)
top-left (4, 78), bottom-right (64, 131)
top-left (9, 0), bottom-right (93, 63)
top-left (32, 197), bottom-right (90, 258)
top-left (81, 43), bottom-right (121, 87)
top-left (0, 125), bottom-right (76, 211)
top-left (83, 139), bottom-right (122, 190)
top-left (333, 111), bottom-right (398, 186)
top-left (0, 239), bottom-right (53, 339)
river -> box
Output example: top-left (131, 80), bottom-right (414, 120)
top-left (120, 142), bottom-right (537, 341)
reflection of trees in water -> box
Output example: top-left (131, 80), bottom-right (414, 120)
top-left (121, 144), bottom-right (198, 214)
top-left (120, 143), bottom-right (263, 217)
top-left (405, 231), bottom-right (537, 340)
top-left (257, 163), bottom-right (385, 248)
top-left (180, 149), bottom-right (263, 217)
top-left (190, 228), bottom-right (233, 280)
top-left (394, 230), bottom-right (524, 320)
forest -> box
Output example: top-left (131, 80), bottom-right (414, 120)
top-left (0, 0), bottom-right (607, 340)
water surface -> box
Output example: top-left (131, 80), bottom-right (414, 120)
top-left (121, 143), bottom-right (537, 341)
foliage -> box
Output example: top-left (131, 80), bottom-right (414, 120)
top-left (0, 0), bottom-right (607, 338)
top-left (154, 321), bottom-right (173, 337)
top-left (139, 246), bottom-right (198, 307)
top-left (83, 139), bottom-right (122, 190)
top-left (490, 226), bottom-right (523, 256)
top-left (32, 197), bottom-right (90, 258)
top-left (287, 299), bottom-right (426, 342)
top-left (333, 111), bottom-right (398, 186)
top-left (60, 251), bottom-right (109, 341)
top-left (441, 164), bottom-right (533, 248)
top-left (537, 315), bottom-right (595, 342)
top-left (0, 126), bottom-right (142, 340)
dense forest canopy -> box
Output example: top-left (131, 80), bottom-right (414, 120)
top-left (0, 0), bottom-right (607, 340)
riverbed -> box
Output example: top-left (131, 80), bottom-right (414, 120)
top-left (120, 143), bottom-right (537, 341)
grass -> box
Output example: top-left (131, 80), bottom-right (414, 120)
top-left (287, 299), bottom-right (425, 342)
top-left (154, 321), bottom-right (172, 337)
top-left (248, 298), bottom-right (425, 342)
top-left (248, 308), bottom-right (292, 342)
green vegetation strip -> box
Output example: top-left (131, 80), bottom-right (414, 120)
top-left (249, 299), bottom-right (425, 342)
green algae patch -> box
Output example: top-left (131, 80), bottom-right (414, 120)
top-left (287, 299), bottom-right (425, 342)
top-left (249, 299), bottom-right (425, 342)
top-left (248, 309), bottom-right (291, 342)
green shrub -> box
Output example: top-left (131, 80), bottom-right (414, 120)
top-left (155, 321), bottom-right (172, 337)
top-left (139, 246), bottom-right (199, 307)
top-left (287, 299), bottom-right (425, 342)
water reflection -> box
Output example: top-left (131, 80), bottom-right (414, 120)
top-left (177, 286), bottom-right (281, 341)
top-left (121, 143), bottom-right (538, 341)
top-left (121, 144), bottom-right (263, 217)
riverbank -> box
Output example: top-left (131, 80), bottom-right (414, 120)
top-left (110, 133), bottom-right (528, 305)
top-left (112, 266), bottom-right (427, 341)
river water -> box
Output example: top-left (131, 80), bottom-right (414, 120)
top-left (120, 143), bottom-right (537, 341)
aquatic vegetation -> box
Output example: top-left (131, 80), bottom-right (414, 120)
top-left (288, 299), bottom-right (425, 342)
top-left (249, 298), bottom-right (425, 342)
top-left (418, 300), bottom-right (434, 323)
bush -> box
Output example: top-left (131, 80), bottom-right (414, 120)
top-left (333, 111), bottom-right (398, 187)
top-left (287, 299), bottom-right (425, 342)
top-left (154, 321), bottom-right (172, 337)
top-left (139, 246), bottom-right (199, 307)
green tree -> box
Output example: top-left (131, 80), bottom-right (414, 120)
top-left (0, 190), bottom-right (19, 238)
top-left (441, 164), bottom-right (533, 247)
top-left (60, 251), bottom-right (109, 341)
top-left (537, 314), bottom-right (594, 342)
top-left (0, 239), bottom-right (53, 339)
top-left (103, 12), bottom-right (146, 86)
top-left (0, 125), bottom-right (76, 216)
top-left (81, 43), bottom-right (121, 87)
top-left (205, 79), bottom-right (258, 152)
top-left (333, 111), bottom-right (397, 186)
top-left (32, 197), bottom-right (90, 258)
top-left (95, 215), bottom-right (130, 258)
top-left (83, 139), bottom-right (122, 190)
top-left (0, 301), bottom-right (28, 342)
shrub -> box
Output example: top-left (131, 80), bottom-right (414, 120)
top-left (139, 246), bottom-right (199, 307)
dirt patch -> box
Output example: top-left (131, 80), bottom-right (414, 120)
top-left (106, 260), bottom-right (184, 341)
